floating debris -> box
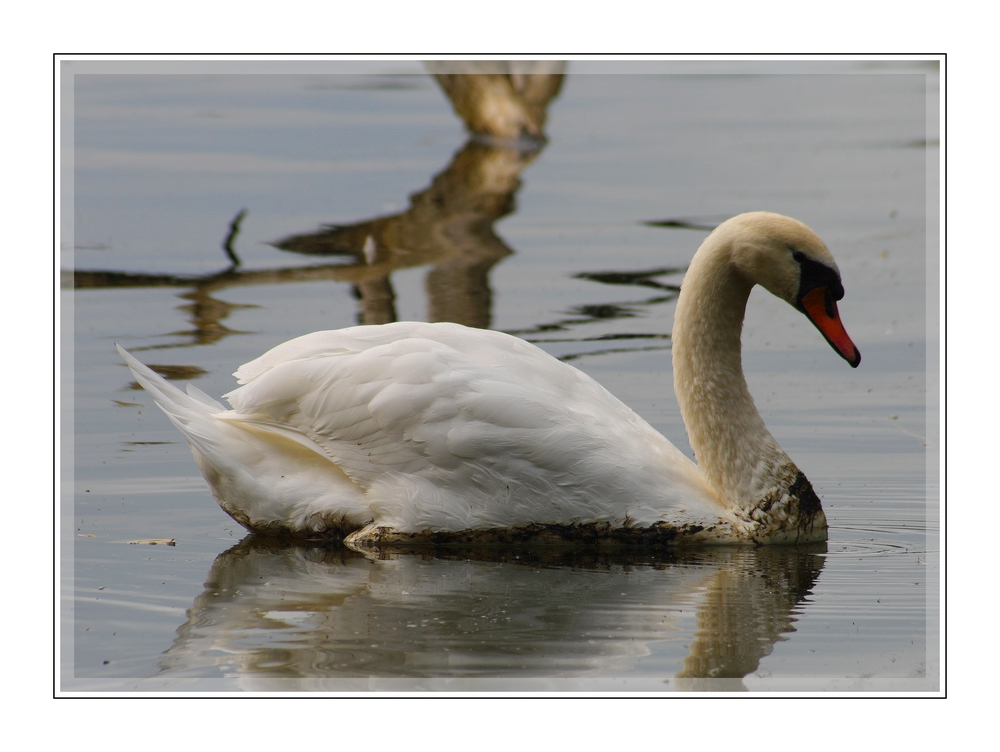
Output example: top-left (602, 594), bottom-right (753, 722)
top-left (129, 538), bottom-right (176, 546)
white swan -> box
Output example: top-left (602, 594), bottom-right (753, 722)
top-left (118, 212), bottom-right (860, 547)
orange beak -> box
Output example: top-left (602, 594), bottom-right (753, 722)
top-left (800, 286), bottom-right (861, 367)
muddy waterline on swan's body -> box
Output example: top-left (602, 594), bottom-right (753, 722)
top-left (62, 61), bottom-right (938, 691)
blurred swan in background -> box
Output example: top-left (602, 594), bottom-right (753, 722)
top-left (426, 60), bottom-right (566, 140)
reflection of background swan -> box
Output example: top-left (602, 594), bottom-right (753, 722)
top-left (71, 65), bottom-right (567, 343)
top-left (156, 538), bottom-right (823, 688)
top-left (273, 140), bottom-right (540, 328)
top-left (272, 62), bottom-right (567, 327)
top-left (69, 139), bottom-right (541, 343)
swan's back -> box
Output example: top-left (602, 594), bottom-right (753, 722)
top-left (210, 322), bottom-right (717, 535)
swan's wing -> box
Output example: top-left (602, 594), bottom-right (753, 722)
top-left (222, 322), bottom-right (709, 529)
top-left (224, 323), bottom-right (584, 474)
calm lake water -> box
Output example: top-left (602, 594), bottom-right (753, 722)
top-left (59, 60), bottom-right (940, 692)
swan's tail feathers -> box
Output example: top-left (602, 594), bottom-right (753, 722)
top-left (116, 343), bottom-right (225, 424)
top-left (116, 344), bottom-right (235, 465)
top-left (118, 344), bottom-right (205, 411)
top-left (185, 383), bottom-right (226, 412)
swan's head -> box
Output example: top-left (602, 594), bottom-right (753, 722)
top-left (721, 212), bottom-right (861, 368)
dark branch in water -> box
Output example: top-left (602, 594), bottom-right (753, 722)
top-left (520, 333), bottom-right (673, 363)
top-left (575, 267), bottom-right (683, 291)
top-left (557, 344), bottom-right (671, 363)
top-left (643, 216), bottom-right (727, 231)
top-left (503, 294), bottom-right (678, 339)
top-left (222, 208), bottom-right (247, 267)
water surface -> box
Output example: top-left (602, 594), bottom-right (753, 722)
top-left (61, 60), bottom-right (939, 692)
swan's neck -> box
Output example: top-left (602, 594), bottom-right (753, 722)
top-left (672, 239), bottom-right (799, 517)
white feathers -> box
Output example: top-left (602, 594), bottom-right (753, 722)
top-left (117, 323), bottom-right (718, 536)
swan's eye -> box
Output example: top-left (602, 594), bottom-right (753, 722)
top-left (791, 249), bottom-right (805, 263)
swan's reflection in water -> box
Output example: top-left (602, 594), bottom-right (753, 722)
top-left (158, 539), bottom-right (824, 688)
